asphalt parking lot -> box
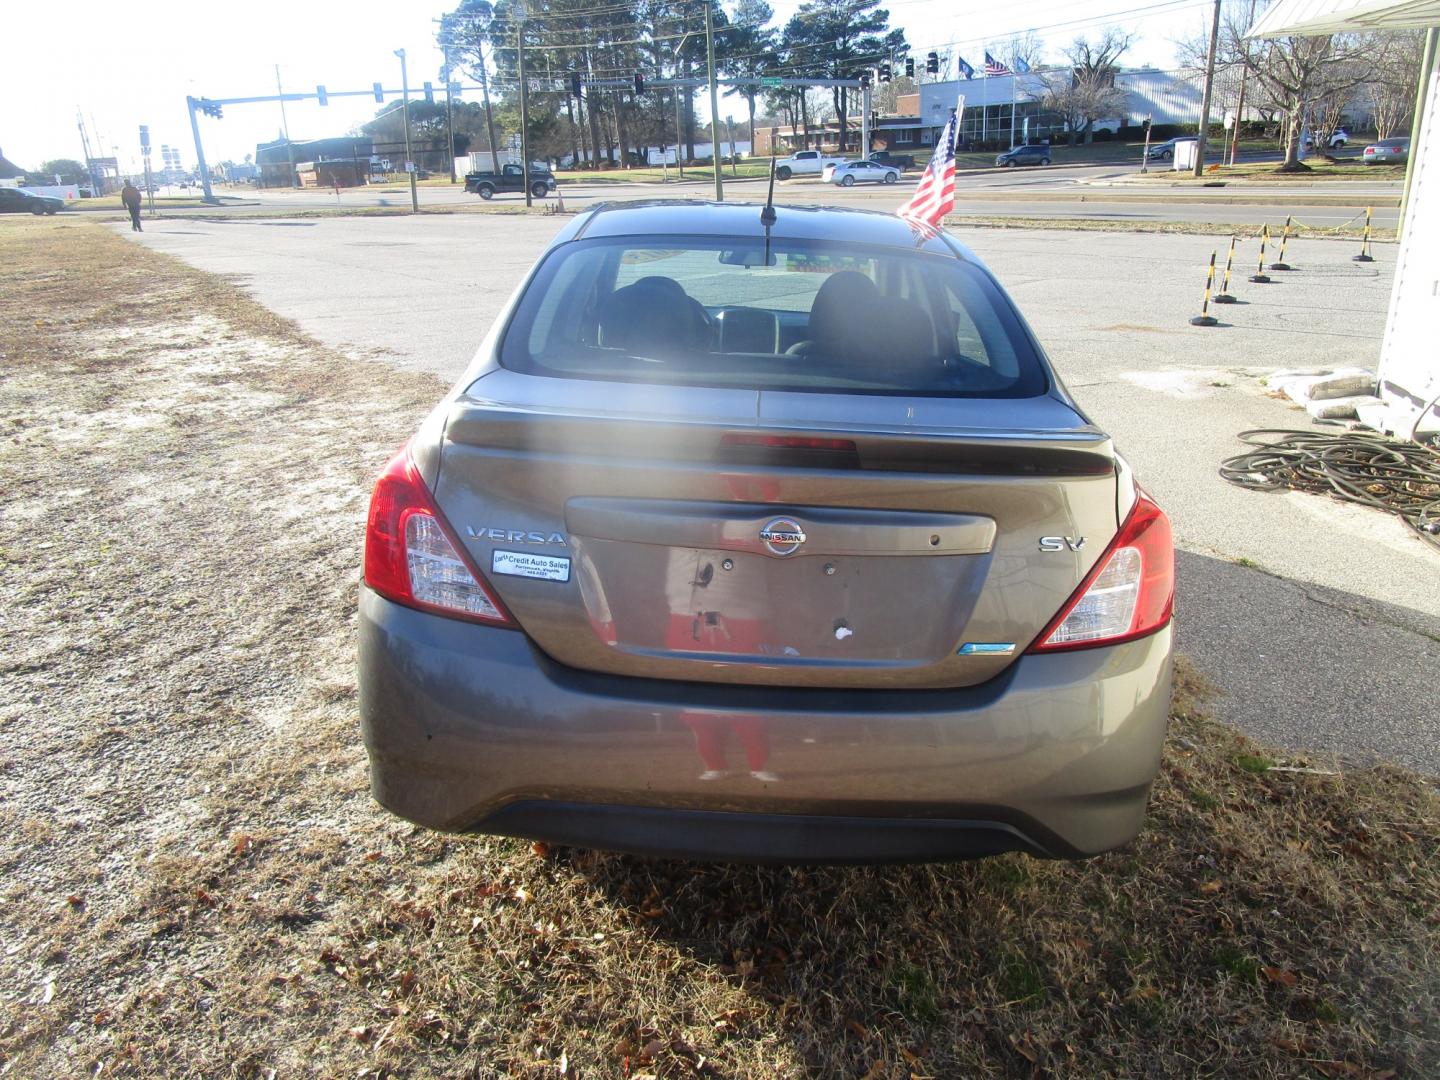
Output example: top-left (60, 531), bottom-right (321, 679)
top-left (127, 214), bottom-right (1440, 773)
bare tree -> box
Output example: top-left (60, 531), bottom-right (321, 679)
top-left (1362, 29), bottom-right (1426, 138)
top-left (1186, 2), bottom-right (1388, 169)
top-left (996, 31), bottom-right (1046, 72)
top-left (1041, 28), bottom-right (1133, 144)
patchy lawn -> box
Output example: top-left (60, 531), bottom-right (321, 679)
top-left (0, 218), bottom-right (1436, 1079)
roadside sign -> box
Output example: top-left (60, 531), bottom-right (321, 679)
top-left (404, 161), bottom-right (416, 173)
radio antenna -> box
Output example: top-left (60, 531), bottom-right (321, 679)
top-left (760, 154), bottom-right (777, 227)
top-left (761, 154), bottom-right (777, 265)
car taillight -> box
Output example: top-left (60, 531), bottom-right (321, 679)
top-left (363, 448), bottom-right (513, 627)
top-left (1028, 492), bottom-right (1173, 652)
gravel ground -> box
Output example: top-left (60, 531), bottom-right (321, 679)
top-left (1, 219), bottom-right (1436, 1079)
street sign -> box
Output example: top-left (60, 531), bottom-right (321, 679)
top-left (761, 77), bottom-right (783, 87)
top-left (404, 161), bottom-right (416, 173)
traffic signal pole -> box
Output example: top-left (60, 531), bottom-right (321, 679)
top-left (185, 97), bottom-right (220, 204)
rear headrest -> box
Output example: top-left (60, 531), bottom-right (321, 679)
top-left (597, 280), bottom-right (701, 355)
top-left (808, 271), bottom-right (883, 352)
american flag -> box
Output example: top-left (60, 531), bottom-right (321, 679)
top-left (896, 99), bottom-right (962, 230)
top-left (984, 51), bottom-right (1011, 76)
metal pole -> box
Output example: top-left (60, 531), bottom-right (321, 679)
top-left (727, 116), bottom-right (737, 174)
top-left (1398, 27), bottom-right (1437, 232)
top-left (1009, 70), bottom-right (1016, 148)
top-left (518, 21), bottom-right (532, 207)
top-left (275, 65), bottom-right (298, 188)
top-left (704, 0), bottom-right (723, 201)
top-left (185, 97), bottom-right (218, 204)
top-left (858, 81), bottom-right (869, 159)
top-left (674, 86), bottom-right (685, 179)
top-left (1193, 0), bottom-right (1222, 178)
top-left (444, 67), bottom-right (457, 183)
top-left (395, 50), bottom-right (419, 213)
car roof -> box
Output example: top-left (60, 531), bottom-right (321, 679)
top-left (566, 199), bottom-right (967, 258)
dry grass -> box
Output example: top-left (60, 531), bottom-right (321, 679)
top-left (941, 215), bottom-right (1397, 241)
top-left (0, 217), bottom-right (1436, 1079)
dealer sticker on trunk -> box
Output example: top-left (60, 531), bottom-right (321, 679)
top-left (492, 550), bottom-right (571, 583)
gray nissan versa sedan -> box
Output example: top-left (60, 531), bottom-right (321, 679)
top-left (358, 200), bottom-right (1174, 863)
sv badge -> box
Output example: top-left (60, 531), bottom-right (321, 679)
top-left (1039, 536), bottom-right (1087, 552)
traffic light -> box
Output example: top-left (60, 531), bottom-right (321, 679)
top-left (570, 72), bottom-right (583, 98)
top-left (860, 73), bottom-right (872, 89)
top-left (374, 82), bottom-right (385, 103)
top-left (926, 51), bottom-right (939, 74)
top-left (424, 81), bottom-right (434, 104)
top-left (905, 57), bottom-right (914, 79)
top-left (879, 63), bottom-right (891, 83)
top-left (634, 72), bottom-right (645, 94)
top-left (316, 85), bottom-right (328, 107)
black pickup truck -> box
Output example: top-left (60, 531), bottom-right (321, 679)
top-left (868, 150), bottom-right (916, 171)
top-left (464, 163), bottom-right (558, 200)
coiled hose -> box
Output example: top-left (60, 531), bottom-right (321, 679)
top-left (1219, 429), bottom-right (1440, 550)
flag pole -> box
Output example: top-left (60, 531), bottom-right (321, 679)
top-left (1009, 66), bottom-right (1016, 148)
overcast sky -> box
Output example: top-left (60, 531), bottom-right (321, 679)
top-left (3, 0), bottom-right (1214, 172)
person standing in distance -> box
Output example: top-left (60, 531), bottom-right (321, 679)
top-left (121, 180), bottom-right (143, 232)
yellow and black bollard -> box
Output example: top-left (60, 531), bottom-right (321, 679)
top-left (1213, 235), bottom-right (1240, 304)
top-left (1269, 215), bottom-right (1295, 271)
top-left (1353, 206), bottom-right (1375, 263)
top-left (1190, 251), bottom-right (1220, 327)
top-left (1249, 224), bottom-right (1272, 284)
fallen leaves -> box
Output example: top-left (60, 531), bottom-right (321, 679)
top-left (1261, 966), bottom-right (1299, 988)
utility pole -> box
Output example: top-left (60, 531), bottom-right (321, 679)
top-left (704, 0), bottom-right (722, 201)
top-left (518, 17), bottom-right (532, 207)
top-left (275, 66), bottom-right (298, 187)
top-left (674, 87), bottom-right (685, 178)
top-left (1193, 0), bottom-right (1223, 178)
top-left (394, 49), bottom-right (419, 213)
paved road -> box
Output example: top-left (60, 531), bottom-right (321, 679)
top-left (184, 162), bottom-right (1401, 229)
top-left (126, 217), bottom-right (1440, 774)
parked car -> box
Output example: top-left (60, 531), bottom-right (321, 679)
top-left (773, 149), bottom-right (849, 180)
top-left (1305, 127), bottom-right (1349, 149)
top-left (823, 160), bottom-right (901, 186)
top-left (0, 187), bottom-right (64, 215)
top-left (994, 144), bottom-right (1052, 167)
top-left (869, 150), bottom-right (916, 171)
top-left (357, 201), bottom-right (1176, 863)
top-left (1362, 137), bottom-right (1409, 164)
top-left (1146, 136), bottom-right (1196, 161)
top-left (464, 162), bottom-right (557, 199)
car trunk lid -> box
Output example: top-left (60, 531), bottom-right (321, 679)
top-left (433, 371), bottom-right (1118, 689)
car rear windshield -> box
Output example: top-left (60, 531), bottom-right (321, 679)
top-left (498, 235), bottom-right (1048, 397)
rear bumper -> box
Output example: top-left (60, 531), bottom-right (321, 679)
top-left (358, 587), bottom-right (1172, 862)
